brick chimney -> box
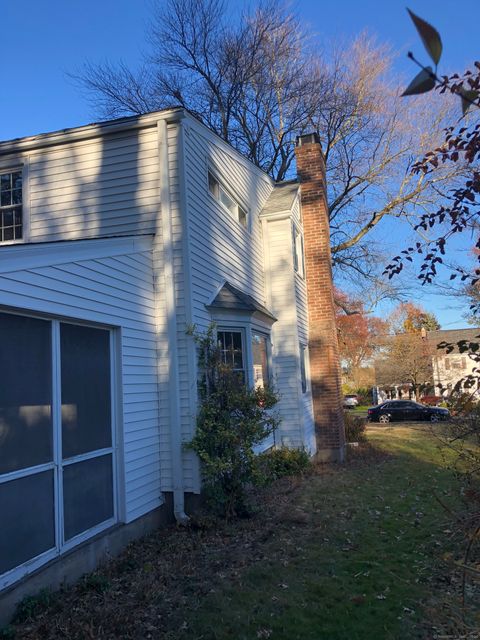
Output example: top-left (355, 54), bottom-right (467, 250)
top-left (295, 133), bottom-right (345, 462)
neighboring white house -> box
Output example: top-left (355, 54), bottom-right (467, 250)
top-left (0, 108), bottom-right (343, 608)
top-left (429, 328), bottom-right (480, 397)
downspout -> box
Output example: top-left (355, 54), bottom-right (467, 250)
top-left (158, 117), bottom-right (189, 524)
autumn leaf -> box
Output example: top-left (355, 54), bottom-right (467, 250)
top-left (459, 88), bottom-right (479, 116)
top-left (407, 9), bottom-right (442, 66)
top-left (402, 68), bottom-right (436, 96)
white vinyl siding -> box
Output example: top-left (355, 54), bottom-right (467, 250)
top-left (183, 122), bottom-right (272, 331)
top-left (0, 236), bottom-right (162, 524)
top-left (165, 121), bottom-right (198, 493)
top-left (290, 197), bottom-right (315, 451)
top-left (171, 120), bottom-right (274, 490)
top-left (263, 217), bottom-right (305, 448)
top-left (24, 128), bottom-right (159, 242)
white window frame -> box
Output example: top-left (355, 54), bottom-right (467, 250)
top-left (0, 311), bottom-right (119, 590)
top-left (251, 330), bottom-right (272, 389)
top-left (299, 342), bottom-right (311, 395)
top-left (292, 222), bottom-right (305, 278)
top-left (0, 161), bottom-right (28, 246)
top-left (216, 327), bottom-right (247, 382)
top-left (207, 168), bottom-right (250, 231)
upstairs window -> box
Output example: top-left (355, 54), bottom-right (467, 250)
top-left (451, 357), bottom-right (467, 370)
top-left (0, 170), bottom-right (22, 242)
top-left (208, 170), bottom-right (248, 228)
top-left (292, 223), bottom-right (305, 277)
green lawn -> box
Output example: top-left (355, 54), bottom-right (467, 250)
top-left (176, 426), bottom-right (466, 640)
top-left (4, 425), bottom-right (478, 639)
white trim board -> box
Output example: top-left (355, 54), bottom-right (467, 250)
top-left (0, 235), bottom-right (154, 274)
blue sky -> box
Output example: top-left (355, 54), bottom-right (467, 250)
top-left (1, 0), bottom-right (478, 328)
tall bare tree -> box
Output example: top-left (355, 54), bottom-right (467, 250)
top-left (375, 332), bottom-right (435, 397)
top-left (75, 0), bottom-right (461, 292)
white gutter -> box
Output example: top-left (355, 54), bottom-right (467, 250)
top-left (157, 117), bottom-right (189, 524)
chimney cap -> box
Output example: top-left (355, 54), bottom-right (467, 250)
top-left (296, 132), bottom-right (321, 147)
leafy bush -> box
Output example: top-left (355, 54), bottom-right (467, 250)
top-left (446, 392), bottom-right (478, 416)
top-left (343, 411), bottom-right (367, 443)
top-left (258, 447), bottom-right (311, 481)
top-left (187, 325), bottom-right (280, 518)
top-left (355, 387), bottom-right (373, 406)
top-left (342, 385), bottom-right (372, 406)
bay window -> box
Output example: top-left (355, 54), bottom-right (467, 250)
top-left (216, 327), bottom-right (272, 390)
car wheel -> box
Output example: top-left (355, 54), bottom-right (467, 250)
top-left (379, 414), bottom-right (390, 424)
top-left (430, 414), bottom-right (440, 423)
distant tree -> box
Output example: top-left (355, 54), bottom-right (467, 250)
top-left (388, 301), bottom-right (440, 335)
top-left (335, 289), bottom-right (388, 384)
top-left (374, 332), bottom-right (434, 397)
top-left (374, 301), bottom-right (438, 396)
top-left (75, 0), bottom-right (461, 296)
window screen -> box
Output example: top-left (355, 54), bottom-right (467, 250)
top-left (0, 470), bottom-right (55, 574)
top-left (60, 323), bottom-right (111, 459)
top-left (0, 313), bottom-right (52, 474)
top-left (63, 454), bottom-right (113, 541)
top-left (0, 314), bottom-right (116, 584)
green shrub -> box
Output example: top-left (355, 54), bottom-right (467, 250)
top-left (258, 447), bottom-right (311, 481)
top-left (355, 387), bottom-right (373, 406)
top-left (187, 325), bottom-right (280, 518)
top-left (446, 392), bottom-right (477, 415)
top-left (344, 411), bottom-right (367, 443)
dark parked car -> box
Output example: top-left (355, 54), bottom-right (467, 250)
top-left (367, 400), bottom-right (450, 423)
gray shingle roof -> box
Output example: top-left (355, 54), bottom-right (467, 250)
top-left (206, 281), bottom-right (277, 322)
top-left (427, 328), bottom-right (480, 353)
top-left (260, 180), bottom-right (299, 216)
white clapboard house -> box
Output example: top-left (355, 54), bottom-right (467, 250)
top-left (0, 108), bottom-right (344, 613)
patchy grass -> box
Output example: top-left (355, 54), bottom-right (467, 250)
top-left (5, 425), bottom-right (479, 639)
